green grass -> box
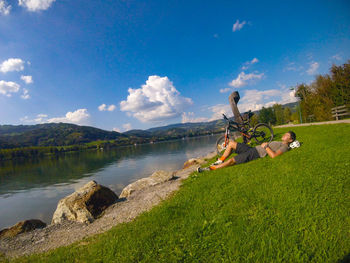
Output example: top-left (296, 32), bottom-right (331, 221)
top-left (9, 124), bottom-right (350, 263)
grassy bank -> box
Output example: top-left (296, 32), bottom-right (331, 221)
top-left (9, 124), bottom-right (350, 262)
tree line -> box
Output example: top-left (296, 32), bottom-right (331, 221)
top-left (251, 60), bottom-right (349, 125)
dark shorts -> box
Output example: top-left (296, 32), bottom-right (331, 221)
top-left (233, 143), bottom-right (260, 164)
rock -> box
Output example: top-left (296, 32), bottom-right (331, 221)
top-left (183, 158), bottom-right (205, 169)
top-left (0, 219), bottom-right (46, 239)
top-left (52, 181), bottom-right (118, 224)
top-left (120, 170), bottom-right (175, 198)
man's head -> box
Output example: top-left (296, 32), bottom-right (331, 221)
top-left (282, 131), bottom-right (296, 143)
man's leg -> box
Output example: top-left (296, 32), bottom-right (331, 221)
top-left (210, 147), bottom-right (260, 171)
top-left (219, 140), bottom-right (238, 161)
top-left (211, 157), bottom-right (236, 170)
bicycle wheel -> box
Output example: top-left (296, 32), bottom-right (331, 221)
top-left (252, 123), bottom-right (274, 144)
top-left (216, 135), bottom-right (228, 154)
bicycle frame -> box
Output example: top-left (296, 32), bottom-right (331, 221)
top-left (222, 114), bottom-right (254, 146)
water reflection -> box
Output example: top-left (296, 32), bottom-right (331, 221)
top-left (0, 135), bottom-right (220, 229)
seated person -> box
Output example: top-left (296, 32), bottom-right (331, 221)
top-left (197, 131), bottom-right (296, 172)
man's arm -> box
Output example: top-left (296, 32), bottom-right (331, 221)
top-left (261, 143), bottom-right (284, 159)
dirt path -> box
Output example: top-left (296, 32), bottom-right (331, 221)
top-left (274, 119), bottom-right (350, 128)
top-left (0, 152), bottom-right (216, 259)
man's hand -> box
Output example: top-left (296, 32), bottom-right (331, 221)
top-left (261, 142), bottom-right (268, 148)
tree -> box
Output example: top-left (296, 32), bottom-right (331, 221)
top-left (273, 104), bottom-right (284, 125)
top-left (295, 60), bottom-right (350, 122)
top-left (259, 107), bottom-right (276, 125)
top-left (283, 107), bottom-right (292, 123)
top-left (249, 114), bottom-right (259, 127)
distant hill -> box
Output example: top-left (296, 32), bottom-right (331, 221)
top-left (0, 123), bottom-right (125, 148)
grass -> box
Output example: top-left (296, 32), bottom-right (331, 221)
top-left (7, 124), bottom-right (350, 263)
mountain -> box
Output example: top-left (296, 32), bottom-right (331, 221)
top-left (0, 123), bottom-right (125, 148)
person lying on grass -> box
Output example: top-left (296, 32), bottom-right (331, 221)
top-left (197, 131), bottom-right (297, 173)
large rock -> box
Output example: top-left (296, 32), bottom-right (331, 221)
top-left (52, 181), bottom-right (118, 224)
top-left (0, 219), bottom-right (46, 239)
top-left (120, 170), bottom-right (175, 198)
top-left (183, 158), bottom-right (205, 169)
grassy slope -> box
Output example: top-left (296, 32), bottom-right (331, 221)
top-left (11, 124), bottom-right (350, 263)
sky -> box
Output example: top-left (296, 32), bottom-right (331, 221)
top-left (0, 0), bottom-right (349, 132)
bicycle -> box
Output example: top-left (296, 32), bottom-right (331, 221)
top-left (216, 111), bottom-right (274, 154)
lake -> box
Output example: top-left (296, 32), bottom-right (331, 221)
top-left (0, 135), bottom-right (220, 230)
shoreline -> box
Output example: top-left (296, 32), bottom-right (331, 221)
top-left (0, 132), bottom-right (222, 162)
top-left (0, 151), bottom-right (216, 258)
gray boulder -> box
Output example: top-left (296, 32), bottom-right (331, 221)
top-left (183, 158), bottom-right (205, 169)
top-left (0, 219), bottom-right (46, 239)
top-left (120, 170), bottom-right (175, 198)
top-left (52, 181), bottom-right (118, 224)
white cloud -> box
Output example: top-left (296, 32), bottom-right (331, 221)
top-left (284, 62), bottom-right (304, 72)
top-left (120, 75), bottom-right (193, 122)
top-left (0, 80), bottom-right (20, 97)
top-left (112, 127), bottom-right (121, 133)
top-left (232, 20), bottom-right (246, 32)
top-left (237, 87), bottom-right (297, 113)
top-left (241, 57), bottom-right (259, 70)
top-left (0, 58), bottom-right (25, 73)
top-left (98, 103), bottom-right (116, 112)
top-left (208, 104), bottom-right (232, 121)
top-left (251, 58), bottom-right (258, 64)
top-left (222, 71), bottom-right (264, 92)
top-left (0, 0), bottom-right (11, 15)
top-left (306, 62), bottom-right (319, 75)
top-left (20, 114), bottom-right (47, 123)
top-left (331, 54), bottom-right (342, 61)
top-left (21, 88), bottom-right (30, 99)
top-left (47, 109), bottom-right (90, 125)
top-left (123, 123), bottom-right (132, 131)
top-left (98, 104), bottom-right (107, 111)
top-left (232, 19), bottom-right (247, 32)
top-left (107, 105), bottom-right (116, 111)
top-left (21, 75), bottom-right (33, 84)
top-left (181, 112), bottom-right (208, 123)
top-left (18, 0), bottom-right (55, 11)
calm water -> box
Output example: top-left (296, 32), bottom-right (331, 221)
top-left (0, 135), bottom-right (220, 229)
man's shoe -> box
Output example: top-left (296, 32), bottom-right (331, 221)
top-left (213, 159), bottom-right (223, 165)
top-left (197, 167), bottom-right (210, 173)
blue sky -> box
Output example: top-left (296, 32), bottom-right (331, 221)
top-left (0, 0), bottom-right (349, 132)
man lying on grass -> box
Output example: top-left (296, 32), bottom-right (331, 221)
top-left (197, 131), bottom-right (297, 173)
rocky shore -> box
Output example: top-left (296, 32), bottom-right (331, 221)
top-left (0, 151), bottom-right (216, 258)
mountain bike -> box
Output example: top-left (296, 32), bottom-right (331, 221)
top-left (216, 112), bottom-right (274, 154)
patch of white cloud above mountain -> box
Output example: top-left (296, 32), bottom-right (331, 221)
top-left (120, 75), bottom-right (193, 122)
top-left (21, 110), bottom-right (91, 125)
top-left (98, 104), bottom-right (116, 112)
top-left (47, 109), bottom-right (90, 125)
top-left (181, 112), bottom-right (209, 123)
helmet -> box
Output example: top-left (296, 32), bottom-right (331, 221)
top-left (289, 140), bottom-right (300, 149)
